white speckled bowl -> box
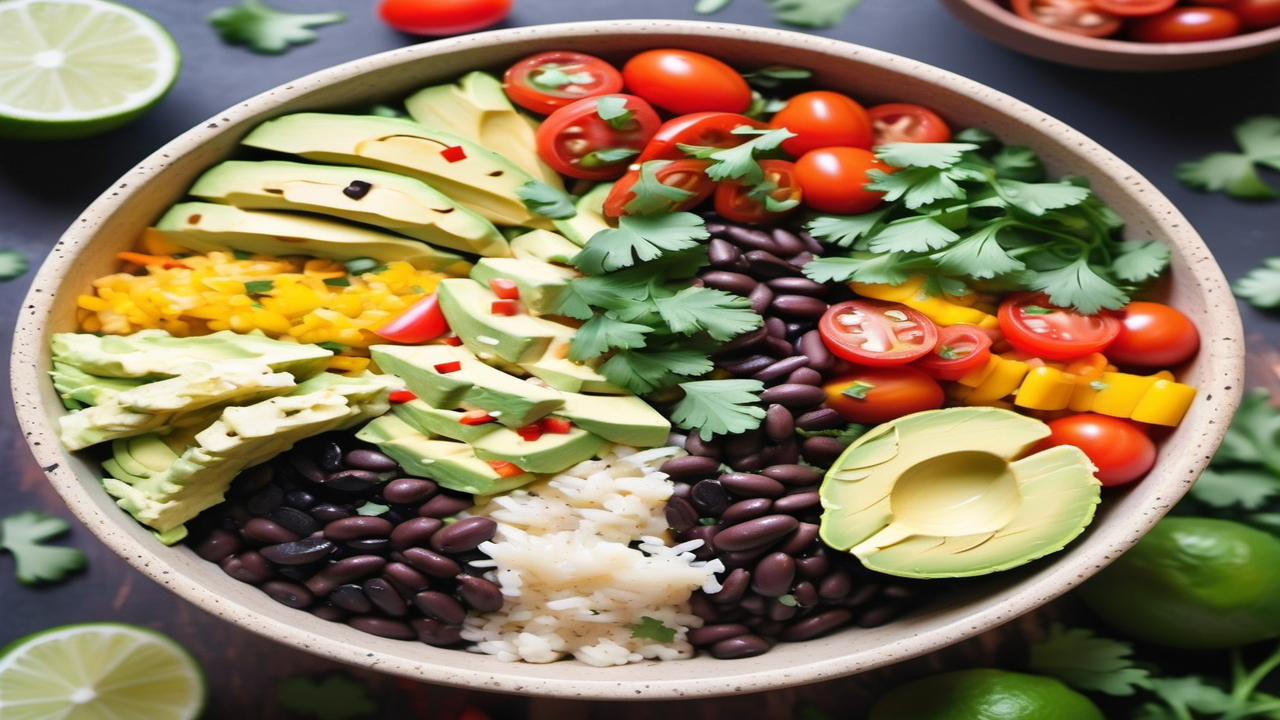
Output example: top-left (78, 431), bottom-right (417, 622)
top-left (11, 20), bottom-right (1244, 700)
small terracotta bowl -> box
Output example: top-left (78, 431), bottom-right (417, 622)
top-left (11, 20), bottom-right (1244, 700)
top-left (940, 0), bottom-right (1280, 71)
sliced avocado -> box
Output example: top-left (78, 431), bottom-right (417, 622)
top-left (818, 406), bottom-right (1101, 579)
top-left (51, 329), bottom-right (333, 380)
top-left (554, 182), bottom-right (614, 247)
top-left (371, 344), bottom-right (564, 427)
top-left (188, 160), bottom-right (511, 258)
top-left (518, 341), bottom-right (624, 395)
top-left (153, 202), bottom-right (472, 274)
top-left (471, 423), bottom-right (603, 475)
top-left (556, 391), bottom-right (672, 448)
top-left (356, 414), bottom-right (536, 495)
top-left (403, 71), bottom-right (563, 189)
top-left (240, 112), bottom-right (549, 228)
top-left (509, 229), bottom-right (582, 265)
top-left (469, 256), bottom-right (577, 315)
top-left (50, 362), bottom-right (146, 409)
top-left (435, 277), bottom-right (575, 364)
top-left (391, 400), bottom-right (501, 444)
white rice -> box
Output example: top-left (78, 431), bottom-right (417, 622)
top-left (460, 444), bottom-right (725, 666)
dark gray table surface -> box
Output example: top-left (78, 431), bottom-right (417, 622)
top-left (2, 1), bottom-right (1278, 717)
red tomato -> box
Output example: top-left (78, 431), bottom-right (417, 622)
top-left (603, 159), bottom-right (716, 217)
top-left (635, 112), bottom-right (763, 164)
top-left (823, 367), bottom-right (945, 425)
top-left (911, 324), bottom-right (993, 381)
top-left (867, 103), bottom-right (952, 145)
top-left (1127, 7), bottom-right (1242, 41)
top-left (769, 91), bottom-right (873, 157)
top-left (1093, 0), bottom-right (1177, 15)
top-left (1104, 301), bottom-right (1200, 367)
top-left (997, 293), bottom-right (1121, 361)
top-left (502, 51), bottom-right (624, 116)
top-left (1039, 413), bottom-right (1157, 486)
top-left (620, 49), bottom-right (751, 115)
top-left (377, 0), bottom-right (510, 36)
top-left (819, 300), bottom-right (940, 367)
top-left (375, 293), bottom-right (448, 344)
top-left (1226, 0), bottom-right (1280, 30)
top-left (1010, 0), bottom-right (1125, 36)
top-left (534, 94), bottom-right (661, 181)
top-left (794, 147), bottom-right (889, 215)
top-left (713, 159), bottom-right (802, 225)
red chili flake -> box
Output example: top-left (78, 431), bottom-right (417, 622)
top-left (162, 261), bottom-right (191, 270)
top-left (458, 410), bottom-right (497, 426)
top-left (388, 389), bottom-right (417, 403)
top-left (516, 423), bottom-right (543, 442)
top-left (491, 299), bottom-right (519, 316)
top-left (442, 335), bottom-right (464, 346)
top-left (486, 460), bottom-right (526, 477)
top-left (441, 145), bottom-right (467, 163)
top-left (433, 361), bottom-right (462, 374)
top-left (539, 417), bottom-right (573, 434)
top-left (488, 278), bottom-right (520, 300)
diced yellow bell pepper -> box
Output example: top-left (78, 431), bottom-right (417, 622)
top-left (966, 357), bottom-right (1030, 405)
top-left (956, 353), bottom-right (1001, 388)
top-left (1130, 378), bottom-right (1197, 426)
top-left (851, 277), bottom-right (999, 329)
top-left (1014, 366), bottom-right (1076, 411)
top-left (1091, 371), bottom-right (1159, 418)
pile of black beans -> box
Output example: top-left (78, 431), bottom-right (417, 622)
top-left (660, 219), bottom-right (933, 660)
top-left (184, 433), bottom-right (503, 647)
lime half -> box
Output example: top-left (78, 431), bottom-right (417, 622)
top-left (0, 0), bottom-right (181, 140)
top-left (0, 622), bottom-right (205, 720)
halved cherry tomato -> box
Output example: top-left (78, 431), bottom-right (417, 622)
top-left (502, 51), bottom-right (624, 116)
top-left (374, 293), bottom-right (447, 344)
top-left (819, 300), bottom-right (940, 367)
top-left (1127, 6), bottom-right (1242, 41)
top-left (1105, 301), bottom-right (1200, 368)
top-left (634, 112), bottom-right (763, 164)
top-left (603, 159), bottom-right (716, 217)
top-left (1224, 0), bottom-right (1280, 30)
top-left (769, 90), bottom-right (873, 157)
top-left (997, 292), bottom-right (1121, 361)
top-left (911, 324), bottom-right (993, 381)
top-left (1038, 413), bottom-right (1156, 486)
top-left (713, 159), bottom-right (802, 225)
top-left (1010, 0), bottom-right (1125, 36)
top-left (867, 103), bottom-right (952, 145)
top-left (823, 366), bottom-right (946, 425)
top-left (621, 49), bottom-right (752, 115)
top-left (1093, 0), bottom-right (1177, 15)
top-left (794, 146), bottom-right (889, 215)
top-left (534, 94), bottom-right (661, 181)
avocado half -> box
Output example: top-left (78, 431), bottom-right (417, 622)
top-left (818, 406), bottom-right (1102, 579)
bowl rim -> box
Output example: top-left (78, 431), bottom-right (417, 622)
top-left (10, 18), bottom-right (1246, 699)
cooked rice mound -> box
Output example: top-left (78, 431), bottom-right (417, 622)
top-left (462, 445), bottom-right (724, 666)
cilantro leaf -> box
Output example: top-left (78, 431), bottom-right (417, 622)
top-left (866, 166), bottom-right (971, 209)
top-left (1234, 256), bottom-right (1280, 309)
top-left (1111, 239), bottom-right (1172, 284)
top-left (767, 0), bottom-right (864, 28)
top-left (875, 142), bottom-right (980, 169)
top-left (1176, 115), bottom-right (1280, 199)
top-left (1027, 258), bottom-right (1128, 314)
top-left (531, 65), bottom-right (595, 92)
top-left (680, 127), bottom-right (795, 185)
top-left (991, 145), bottom-right (1045, 182)
top-left (0, 511), bottom-right (87, 585)
top-left (208, 0), bottom-right (345, 55)
top-left (596, 95), bottom-right (635, 129)
top-left (1190, 466), bottom-right (1280, 511)
top-left (1146, 676), bottom-right (1235, 716)
top-left (994, 179), bottom-right (1091, 215)
top-left (623, 161), bottom-right (698, 215)
top-left (0, 249), bottom-right (28, 281)
top-left (670, 379), bottom-right (767, 440)
top-left (629, 616), bottom-right (677, 643)
top-left (568, 315), bottom-right (652, 361)
top-left (802, 252), bottom-right (915, 286)
top-left (571, 212), bottom-right (709, 275)
top-left (654, 286), bottom-right (762, 341)
top-left (1027, 624), bottom-right (1150, 696)
top-left (933, 223), bottom-right (1025, 279)
top-left (277, 672), bottom-right (378, 720)
top-left (866, 216), bottom-right (959, 254)
top-left (1212, 388), bottom-right (1280, 475)
top-left (599, 349), bottom-right (711, 394)
top-left (805, 209), bottom-right (890, 248)
top-left (517, 180), bottom-right (577, 220)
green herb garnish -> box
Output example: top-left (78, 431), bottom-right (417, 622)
top-left (208, 0), bottom-right (345, 55)
top-left (1, 511), bottom-right (87, 585)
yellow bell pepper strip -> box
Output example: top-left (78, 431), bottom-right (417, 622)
top-left (1130, 377), bottom-right (1198, 426)
top-left (1091, 371), bottom-right (1162, 418)
top-left (1066, 353), bottom-right (1111, 412)
top-left (850, 277), bottom-right (1000, 329)
top-left (1014, 366), bottom-right (1077, 411)
top-left (964, 356), bottom-right (1030, 405)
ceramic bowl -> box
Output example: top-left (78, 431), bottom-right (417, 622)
top-left (940, 0), bottom-right (1280, 71)
top-left (11, 20), bottom-right (1244, 700)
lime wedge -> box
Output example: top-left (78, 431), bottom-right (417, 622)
top-left (0, 0), bottom-right (181, 140)
top-left (0, 622), bottom-right (205, 720)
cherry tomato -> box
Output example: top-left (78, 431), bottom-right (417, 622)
top-left (867, 103), bottom-right (951, 145)
top-left (603, 159), bottom-right (716, 217)
top-left (822, 366), bottom-right (945, 425)
top-left (374, 293), bottom-right (447, 344)
top-left (1127, 7), bottom-right (1243, 41)
top-left (534, 94), bottom-right (661, 181)
top-left (769, 91), bottom-right (873, 157)
top-left (712, 159), bottom-right (802, 225)
top-left (997, 292), bottom-right (1121, 361)
top-left (1104, 301), bottom-right (1200, 368)
top-left (1225, 0), bottom-right (1280, 30)
top-left (819, 300), bottom-right (940, 367)
top-left (794, 147), bottom-right (889, 215)
top-left (911, 324), bottom-right (993, 381)
top-left (634, 112), bottom-right (763, 164)
top-left (1010, 0), bottom-right (1125, 36)
top-left (1093, 0), bottom-right (1177, 15)
top-left (502, 51), bottom-right (624, 116)
top-left (620, 49), bottom-right (752, 115)
top-left (377, 0), bottom-right (510, 36)
top-left (1038, 413), bottom-right (1156, 486)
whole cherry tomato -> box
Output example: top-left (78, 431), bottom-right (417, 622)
top-left (822, 366), bottom-right (945, 425)
top-left (712, 159), bottom-right (802, 225)
top-left (620, 49), bottom-right (752, 115)
top-left (910, 324), bottom-right (993, 381)
top-left (769, 90), bottom-right (873, 157)
top-left (1227, 0), bottom-right (1280, 30)
top-left (534, 94), bottom-right (661, 181)
top-left (793, 147), bottom-right (889, 215)
top-left (377, 0), bottom-right (510, 36)
top-left (374, 293), bottom-right (448, 344)
top-left (818, 300), bottom-right (940, 367)
top-left (1093, 0), bottom-right (1177, 15)
top-left (603, 159), bottom-right (716, 217)
top-left (867, 103), bottom-right (952, 145)
top-left (1010, 0), bottom-right (1125, 36)
top-left (1038, 413), bottom-right (1156, 486)
top-left (1127, 7), bottom-right (1243, 41)
top-left (997, 292), bottom-right (1121, 361)
top-left (502, 51), bottom-right (624, 116)
top-left (634, 112), bottom-right (763, 164)
top-left (1104, 301), bottom-right (1200, 368)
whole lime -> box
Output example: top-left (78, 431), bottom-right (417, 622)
top-left (1078, 516), bottom-right (1280, 649)
top-left (868, 668), bottom-right (1105, 720)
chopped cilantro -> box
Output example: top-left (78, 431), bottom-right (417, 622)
top-left (343, 257), bottom-right (382, 274)
top-left (742, 65), bottom-right (813, 91)
top-left (596, 95), bottom-right (635, 129)
top-left (531, 65), bottom-right (594, 92)
top-left (517, 179), bottom-right (577, 220)
top-left (1, 511), bottom-right (87, 585)
top-left (1176, 115), bottom-right (1280, 199)
top-left (316, 341), bottom-right (347, 352)
top-left (1234, 257), bottom-right (1280, 309)
top-left (571, 212), bottom-right (709, 275)
top-left (622, 161), bottom-right (698, 215)
top-left (357, 501), bottom-right (389, 516)
top-left (693, 0), bottom-right (864, 28)
top-left (243, 279), bottom-right (275, 294)
top-left (208, 0), bottom-right (346, 55)
top-left (323, 276), bottom-right (350, 287)
top-left (680, 126), bottom-right (796, 185)
top-left (568, 315), bottom-right (652, 361)
top-left (0, 248), bottom-right (28, 281)
top-left (629, 616), bottom-right (677, 643)
top-left (232, 249), bottom-right (255, 260)
top-left (671, 379), bottom-right (767, 440)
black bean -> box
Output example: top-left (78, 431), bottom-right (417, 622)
top-left (690, 479), bottom-right (732, 516)
top-left (689, 592), bottom-right (721, 623)
top-left (744, 250), bottom-right (800, 277)
top-left (687, 623), bottom-right (752, 646)
top-left (764, 404), bottom-right (794, 441)
top-left (383, 562), bottom-right (430, 593)
top-left (777, 522), bottom-right (821, 555)
top-left (456, 574), bottom-right (505, 613)
top-left (342, 448), bottom-right (399, 472)
top-left (242, 517), bottom-right (301, 545)
top-left (701, 270), bottom-right (758, 296)
top-left (315, 440), bottom-right (343, 472)
top-left (717, 353), bottom-right (776, 376)
top-left (766, 336), bottom-right (794, 357)
top-left (792, 581), bottom-right (820, 608)
top-left (329, 584), bottom-right (374, 613)
top-left (291, 453), bottom-right (326, 484)
top-left (797, 330), bottom-right (835, 371)
top-left (857, 603), bottom-right (908, 628)
top-left (759, 383), bottom-right (826, 408)
top-left (308, 502), bottom-right (354, 524)
top-left (363, 577), bottom-right (409, 616)
top-left (771, 295), bottom-right (829, 319)
top-left (779, 609), bottom-right (853, 642)
top-left (787, 251), bottom-right (815, 267)
top-left (714, 515), bottom-right (799, 552)
top-left (729, 453), bottom-right (768, 472)
top-left (194, 528), bottom-right (242, 563)
top-left (660, 455), bottom-right (721, 479)
top-left (412, 590), bottom-right (468, 624)
top-left (752, 553), bottom-right (796, 597)
top-left (766, 276), bottom-right (828, 297)
top-left (784, 322), bottom-right (808, 341)
top-left (347, 616), bottom-right (416, 640)
top-left (786, 367), bottom-right (824, 386)
top-left (721, 497), bottom-right (773, 524)
top-left (220, 551), bottom-right (274, 584)
top-left (390, 517), bottom-right (443, 550)
top-left (263, 580), bottom-right (313, 609)
top-left (818, 570), bottom-right (855, 600)
top-left (416, 493), bottom-right (474, 518)
top-left (683, 433), bottom-right (721, 460)
top-left (675, 525), bottom-right (719, 561)
top-left (430, 517), bottom-right (497, 554)
top-left (794, 408), bottom-right (844, 431)
top-left (768, 598), bottom-right (799, 622)
top-left (383, 477), bottom-right (439, 505)
top-left (765, 441), bottom-right (800, 466)
top-left (269, 506), bottom-right (321, 537)
top-left (665, 496), bottom-right (701, 533)
top-left (796, 554), bottom-right (830, 580)
top-left (260, 537), bottom-right (335, 565)
top-left (802, 436), bottom-right (846, 466)
top-left (763, 316), bottom-right (788, 339)
top-left (748, 283), bottom-right (774, 314)
top-left (309, 604), bottom-right (347, 622)
top-left (723, 225), bottom-right (781, 252)
top-left (797, 230), bottom-right (825, 255)
top-left (412, 618), bottom-right (465, 647)
top-left (770, 228), bottom-right (807, 256)
top-left (246, 484), bottom-right (284, 516)
top-left (753, 355), bottom-right (810, 383)
top-left (284, 490), bottom-right (317, 510)
top-left (713, 326), bottom-right (769, 354)
top-left (324, 515), bottom-right (394, 542)
top-left (722, 429), bottom-right (764, 459)
top-left (708, 238), bottom-right (741, 266)
top-left (773, 491), bottom-right (822, 515)
top-left (713, 568), bottom-right (751, 605)
top-left (718, 473), bottom-right (786, 499)
top-left (322, 469), bottom-right (382, 492)
top-left (710, 634), bottom-right (771, 659)
top-left (305, 554), bottom-right (387, 595)
top-left (400, 547), bottom-right (463, 579)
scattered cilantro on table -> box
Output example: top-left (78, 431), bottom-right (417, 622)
top-left (0, 249), bottom-right (28, 281)
top-left (1178, 388), bottom-right (1280, 533)
top-left (277, 672), bottom-right (378, 720)
top-left (1234, 257), bottom-right (1280, 310)
top-left (0, 511), bottom-right (87, 585)
top-left (1176, 115), bottom-right (1280, 200)
top-left (208, 0), bottom-right (346, 55)
top-left (693, 0), bottom-right (865, 29)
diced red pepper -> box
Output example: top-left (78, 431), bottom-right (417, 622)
top-left (486, 460), bottom-right (525, 477)
top-left (388, 389), bottom-right (417, 404)
top-left (442, 335), bottom-right (464, 346)
top-left (488, 278), bottom-right (520, 300)
top-left (441, 145), bottom-right (467, 163)
top-left (517, 423), bottom-right (543, 442)
top-left (458, 410), bottom-right (497, 425)
top-left (539, 417), bottom-right (573, 434)
top-left (433, 361), bottom-right (462, 374)
top-left (374, 293), bottom-right (448, 344)
top-left (491, 299), bottom-right (519, 316)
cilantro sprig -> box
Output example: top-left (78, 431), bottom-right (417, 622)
top-left (670, 379), bottom-right (768, 440)
top-left (1176, 115), bottom-right (1280, 200)
top-left (679, 126), bottom-right (796, 185)
top-left (208, 0), bottom-right (345, 55)
top-left (1179, 388), bottom-right (1280, 531)
top-left (1234, 257), bottom-right (1280, 309)
top-left (1, 511), bottom-right (87, 585)
top-left (693, 0), bottom-right (865, 29)
top-left (803, 129), bottom-right (1171, 314)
